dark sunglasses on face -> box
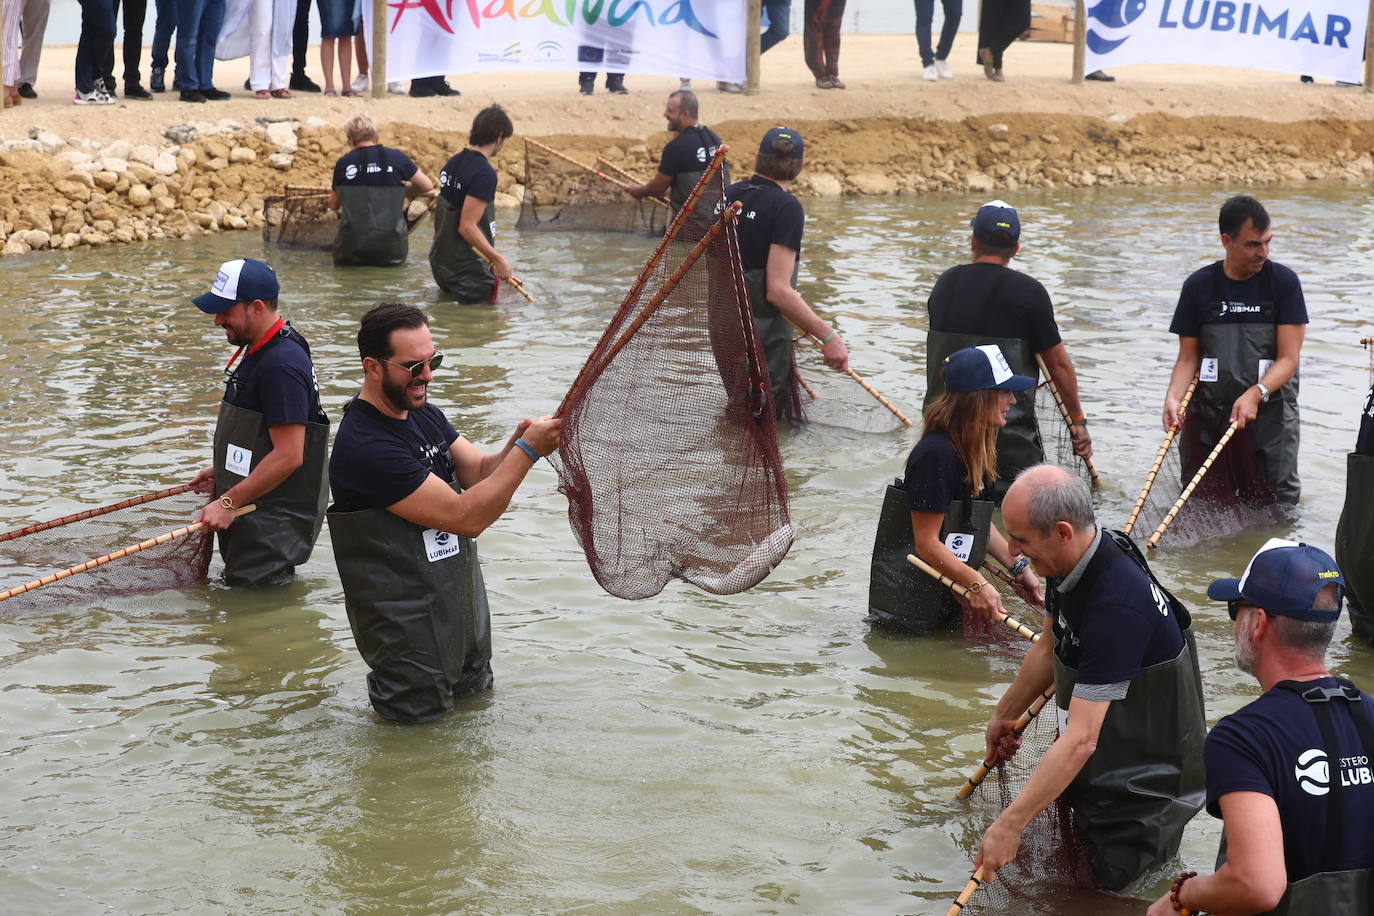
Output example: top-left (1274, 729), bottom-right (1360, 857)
top-left (380, 352), bottom-right (443, 378)
top-left (1228, 600), bottom-right (1257, 621)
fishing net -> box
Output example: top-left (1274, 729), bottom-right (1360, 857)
top-left (261, 185), bottom-right (435, 249)
top-left (960, 561), bottom-right (1045, 652)
top-left (793, 346), bottom-right (910, 434)
top-left (0, 484), bottom-right (214, 611)
top-left (1033, 380), bottom-right (1096, 492)
top-left (549, 151), bottom-right (793, 600)
top-left (516, 139), bottom-right (668, 237)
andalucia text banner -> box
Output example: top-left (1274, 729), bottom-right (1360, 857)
top-left (365, 0), bottom-right (747, 83)
top-left (1083, 0), bottom-right (1369, 84)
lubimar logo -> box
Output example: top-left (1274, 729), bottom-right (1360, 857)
top-left (1087, 0), bottom-right (1356, 55)
top-left (388, 0), bottom-right (719, 38)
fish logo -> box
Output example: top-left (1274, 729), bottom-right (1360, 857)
top-left (1295, 748), bottom-right (1330, 796)
top-left (1086, 0), bottom-right (1147, 55)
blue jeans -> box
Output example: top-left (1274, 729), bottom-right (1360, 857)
top-left (174, 0), bottom-right (223, 90)
top-left (761, 0), bottom-right (791, 53)
top-left (915, 0), bottom-right (961, 67)
top-left (76, 0), bottom-right (117, 93)
top-left (151, 0), bottom-right (177, 71)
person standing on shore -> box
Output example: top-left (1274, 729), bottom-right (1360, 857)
top-left (74, 0), bottom-right (116, 104)
top-left (430, 105), bottom-right (514, 304)
top-left (803, 0), bottom-right (846, 89)
top-left (625, 90), bottom-right (725, 215)
top-left (216, 0), bottom-right (296, 99)
top-left (2, 0), bottom-right (20, 107)
top-left (175, 0), bottom-right (228, 102)
top-left (149, 0), bottom-right (177, 92)
top-left (915, 0), bottom-right (959, 81)
top-left (99, 0), bottom-right (154, 99)
top-left (16, 0), bottom-right (48, 99)
top-left (975, 0), bottom-right (1029, 81)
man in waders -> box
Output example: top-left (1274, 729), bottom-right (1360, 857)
top-left (328, 112), bottom-right (434, 267)
top-left (725, 126), bottom-right (849, 420)
top-left (326, 302), bottom-right (560, 724)
top-left (975, 465), bottom-right (1206, 892)
top-left (189, 258), bottom-right (330, 587)
top-left (1148, 540), bottom-right (1373, 916)
top-left (1336, 382), bottom-right (1374, 645)
top-left (429, 104), bottom-right (514, 304)
top-left (923, 200), bottom-right (1092, 501)
top-left (624, 90), bottom-right (726, 215)
top-left (1163, 195), bottom-right (1307, 505)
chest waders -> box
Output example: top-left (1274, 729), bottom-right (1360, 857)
top-left (866, 481), bottom-right (992, 634)
top-left (1186, 262), bottom-right (1301, 504)
top-left (429, 195), bottom-right (496, 304)
top-left (1337, 451), bottom-right (1374, 645)
top-left (744, 262), bottom-right (800, 421)
top-left (668, 128), bottom-right (729, 214)
top-left (333, 154), bottom-right (409, 267)
top-left (1049, 531), bottom-right (1207, 891)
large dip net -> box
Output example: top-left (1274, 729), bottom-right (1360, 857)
top-left (793, 343), bottom-right (913, 434)
top-left (960, 560), bottom-right (1045, 653)
top-left (549, 149), bottom-right (793, 600)
top-left (516, 139), bottom-right (669, 237)
top-left (0, 484), bottom-right (214, 610)
top-left (1032, 368), bottom-right (1099, 493)
top-left (261, 185), bottom-right (436, 249)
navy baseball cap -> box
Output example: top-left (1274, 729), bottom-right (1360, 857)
top-left (193, 258), bottom-right (280, 314)
top-left (971, 200), bottom-right (1021, 246)
top-left (1208, 538), bottom-right (1346, 622)
top-left (942, 345), bottom-right (1035, 393)
top-left (759, 126), bottom-right (804, 159)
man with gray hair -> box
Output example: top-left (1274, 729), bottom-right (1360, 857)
top-left (1147, 540), bottom-right (1373, 916)
top-left (328, 112), bottom-right (434, 267)
top-left (974, 464), bottom-right (1205, 891)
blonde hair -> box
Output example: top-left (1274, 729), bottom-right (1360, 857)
top-left (343, 112), bottom-right (380, 147)
top-left (922, 388), bottom-right (1002, 491)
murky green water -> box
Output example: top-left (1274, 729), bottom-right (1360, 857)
top-left (1, 184), bottom-right (1371, 915)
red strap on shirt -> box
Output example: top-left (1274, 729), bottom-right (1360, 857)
top-left (224, 317), bottom-right (286, 371)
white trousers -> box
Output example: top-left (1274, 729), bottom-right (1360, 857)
top-left (248, 0), bottom-right (287, 90)
top-left (3, 0), bottom-right (23, 85)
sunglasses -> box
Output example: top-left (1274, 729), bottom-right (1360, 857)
top-left (380, 352), bottom-right (443, 378)
top-left (1227, 600), bottom-right (1260, 621)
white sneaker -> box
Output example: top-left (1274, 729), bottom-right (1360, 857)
top-left (387, 81), bottom-right (405, 94)
top-left (717, 81), bottom-right (743, 93)
top-left (679, 78), bottom-right (692, 90)
top-left (73, 88), bottom-right (114, 105)
top-left (923, 64), bottom-right (938, 81)
top-left (351, 73), bottom-right (369, 93)
top-left (936, 59), bottom-right (953, 79)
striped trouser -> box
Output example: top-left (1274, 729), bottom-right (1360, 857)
top-left (803, 0), bottom-right (846, 80)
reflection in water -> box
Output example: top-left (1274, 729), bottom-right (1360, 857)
top-left (1, 184), bottom-right (1373, 913)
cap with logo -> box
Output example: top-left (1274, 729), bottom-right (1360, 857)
top-left (971, 199), bottom-right (1021, 247)
top-left (1207, 537), bottom-right (1346, 622)
top-left (193, 258), bottom-right (281, 314)
top-left (942, 345), bottom-right (1035, 393)
top-left (758, 126), bottom-right (804, 160)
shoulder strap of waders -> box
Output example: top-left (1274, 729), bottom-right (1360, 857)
top-left (1103, 528), bottom-right (1193, 631)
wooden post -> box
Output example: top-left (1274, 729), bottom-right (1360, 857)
top-left (1365, 0), bottom-right (1373, 91)
top-left (746, 0), bottom-right (762, 94)
top-left (1072, 0), bottom-right (1087, 83)
top-left (371, 0), bottom-right (388, 99)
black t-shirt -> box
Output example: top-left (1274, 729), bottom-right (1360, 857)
top-left (1205, 678), bottom-right (1374, 882)
top-left (329, 398), bottom-right (460, 512)
top-left (438, 149), bottom-right (497, 209)
top-left (658, 126), bottom-right (723, 177)
top-left (1358, 383), bottom-right (1374, 456)
top-left (903, 430), bottom-right (971, 513)
top-left (331, 145), bottom-right (418, 188)
top-left (225, 326), bottom-right (322, 427)
top-left (927, 262), bottom-right (1062, 354)
top-left (726, 175), bottom-right (804, 271)
top-left (1169, 260), bottom-right (1308, 337)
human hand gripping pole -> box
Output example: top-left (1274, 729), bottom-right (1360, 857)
top-left (1035, 353), bottom-right (1101, 489)
top-left (471, 245), bottom-right (536, 304)
top-left (795, 328), bottom-right (913, 426)
top-left (524, 138), bottom-right (672, 211)
top-left (1146, 419), bottom-right (1240, 549)
top-left (1125, 374), bottom-right (1198, 537)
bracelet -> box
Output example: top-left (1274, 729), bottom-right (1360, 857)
top-left (820, 329), bottom-right (838, 344)
top-left (514, 438), bottom-right (540, 462)
top-left (1170, 870), bottom-right (1197, 912)
top-left (1009, 557), bottom-right (1030, 577)
top-left (965, 579), bottom-right (985, 594)
top-left (218, 495), bottom-right (235, 510)
top-left (1069, 415), bottom-right (1088, 427)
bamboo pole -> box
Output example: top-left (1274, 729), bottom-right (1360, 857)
top-left (945, 868), bottom-right (987, 916)
top-left (1035, 353), bottom-right (1101, 489)
top-left (0, 484), bottom-right (201, 543)
top-left (525, 138), bottom-right (672, 211)
top-left (746, 0), bottom-right (762, 94)
top-left (0, 506), bottom-right (256, 602)
top-left (1365, 0), bottom-right (1374, 93)
top-left (1147, 420), bottom-right (1240, 549)
top-left (793, 366), bottom-right (818, 401)
top-left (1072, 0), bottom-right (1087, 83)
top-left (596, 157), bottom-right (646, 185)
top-left (472, 247), bottom-right (536, 304)
top-left (796, 330), bottom-right (913, 426)
top-left (370, 0), bottom-right (387, 100)
top-left (906, 553), bottom-right (1039, 642)
top-left (1123, 376), bottom-right (1199, 536)
top-left (956, 686), bottom-right (1056, 799)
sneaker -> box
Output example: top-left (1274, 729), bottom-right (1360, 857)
top-left (202, 87), bottom-right (231, 100)
top-left (679, 78), bottom-right (692, 90)
top-left (935, 59), bottom-right (953, 79)
top-left (387, 81), bottom-right (405, 94)
top-left (923, 64), bottom-right (938, 81)
top-left (606, 79), bottom-right (628, 94)
top-left (150, 67), bottom-right (165, 92)
top-left (290, 72), bottom-right (322, 92)
top-left (179, 89), bottom-right (208, 103)
top-left (18, 82), bottom-right (36, 99)
top-left (1084, 69), bottom-right (1115, 82)
top-left (434, 81), bottom-right (460, 96)
top-left (73, 88), bottom-right (114, 105)
top-left (979, 47), bottom-right (995, 80)
top-left (243, 78), bottom-right (251, 91)
top-left (125, 83), bottom-right (153, 99)
top-left (716, 81), bottom-right (744, 93)
top-left (352, 73), bottom-right (369, 93)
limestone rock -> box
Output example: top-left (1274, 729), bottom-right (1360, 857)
top-left (34, 131), bottom-right (66, 155)
top-left (128, 184), bottom-right (153, 207)
top-left (130, 145), bottom-right (159, 166)
top-left (267, 153), bottom-right (293, 170)
top-left (85, 231), bottom-right (111, 246)
top-left (229, 146), bottom-right (257, 164)
top-left (806, 173), bottom-right (844, 197)
top-left (56, 180), bottom-right (93, 203)
top-left (92, 171), bottom-right (119, 191)
top-left (22, 229), bottom-right (50, 249)
top-left (225, 215), bottom-right (248, 231)
top-left (155, 196), bottom-right (176, 213)
top-left (128, 163), bottom-right (159, 186)
top-left (492, 192), bottom-right (520, 209)
top-left (164, 124), bottom-right (200, 145)
top-left (303, 117), bottom-right (328, 130)
top-left (60, 232), bottom-right (81, 249)
top-left (100, 156), bottom-right (130, 175)
top-left (2, 236), bottom-right (30, 256)
top-left (204, 157), bottom-right (228, 172)
top-left (266, 122), bottom-right (299, 153)
top-left (113, 226), bottom-right (135, 243)
top-left (848, 172), bottom-right (898, 195)
top-left (206, 201), bottom-right (228, 225)
top-left (154, 153), bottom-right (179, 176)
top-left (204, 140), bottom-right (231, 161)
top-left (965, 171), bottom-right (996, 192)
top-left (986, 123), bottom-right (1010, 140)
top-left (1041, 133), bottom-right (1061, 144)
top-left (101, 140), bottom-right (133, 161)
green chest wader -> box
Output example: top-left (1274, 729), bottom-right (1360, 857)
top-left (326, 481), bottom-right (493, 724)
top-left (1187, 262), bottom-right (1301, 504)
top-left (213, 401), bottom-right (330, 587)
top-left (923, 328), bottom-right (1042, 504)
top-left (1337, 451), bottom-right (1374, 645)
top-left (333, 182), bottom-right (409, 267)
top-left (866, 481), bottom-right (992, 634)
top-left (1049, 532), bottom-right (1207, 891)
top-left (668, 128), bottom-right (729, 214)
top-left (744, 263), bottom-right (799, 420)
top-left (429, 195), bottom-right (496, 304)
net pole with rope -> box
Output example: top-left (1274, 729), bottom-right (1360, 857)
top-left (0, 505), bottom-right (255, 602)
top-left (797, 329), bottom-right (913, 426)
top-left (793, 366), bottom-right (819, 401)
top-left (595, 156), bottom-right (649, 186)
top-left (524, 138), bottom-right (673, 211)
top-left (905, 553), bottom-right (1038, 642)
top-left (956, 686), bottom-right (1057, 799)
top-left (0, 483), bottom-right (200, 542)
top-left (471, 246), bottom-right (537, 303)
top-left (1123, 375), bottom-right (1199, 537)
top-left (945, 867), bottom-right (988, 916)
top-left (982, 559), bottom-right (1017, 590)
top-left (1146, 419), bottom-right (1240, 549)
top-left (1034, 353), bottom-right (1100, 489)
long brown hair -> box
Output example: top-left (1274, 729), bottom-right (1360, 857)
top-left (922, 388), bottom-right (1003, 490)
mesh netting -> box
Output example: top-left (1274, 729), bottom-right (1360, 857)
top-left (793, 346), bottom-right (910, 434)
top-left (1034, 381), bottom-right (1096, 492)
top-left (516, 140), bottom-right (668, 236)
top-left (0, 485), bottom-right (214, 610)
top-left (960, 561), bottom-right (1045, 651)
top-left (261, 186), bottom-right (435, 249)
top-left (549, 151), bottom-right (793, 600)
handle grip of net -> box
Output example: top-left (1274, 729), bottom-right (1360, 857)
top-left (595, 156), bottom-right (649, 187)
top-left (905, 553), bottom-right (1038, 642)
top-left (945, 867), bottom-right (988, 916)
top-left (0, 483), bottom-right (200, 543)
top-left (470, 246), bottom-right (537, 304)
top-left (0, 504), bottom-right (256, 602)
top-left (1034, 353), bottom-right (1101, 490)
top-left (796, 329), bottom-right (913, 427)
top-left (1124, 374), bottom-right (1199, 537)
top-left (1146, 419), bottom-right (1240, 549)
top-left (793, 366), bottom-right (818, 401)
top-left (956, 685), bottom-right (1057, 799)
top-left (524, 138), bottom-right (672, 211)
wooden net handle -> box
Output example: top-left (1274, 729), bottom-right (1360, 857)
top-left (1035, 353), bottom-right (1100, 489)
top-left (905, 553), bottom-right (1038, 642)
top-left (945, 867), bottom-right (988, 916)
top-left (0, 483), bottom-right (200, 543)
top-left (1123, 375), bottom-right (1199, 536)
top-left (1146, 420), bottom-right (1240, 549)
top-left (471, 247), bottom-right (537, 304)
top-left (797, 329), bottom-right (913, 426)
top-left (596, 156), bottom-right (647, 186)
top-left (956, 686), bottom-right (1056, 799)
top-left (525, 138), bottom-right (672, 211)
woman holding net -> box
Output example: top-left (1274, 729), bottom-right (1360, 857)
top-left (867, 345), bottom-right (1042, 634)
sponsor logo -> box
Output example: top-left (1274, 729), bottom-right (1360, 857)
top-left (1318, 569), bottom-right (1341, 579)
top-left (390, 0), bottom-right (722, 39)
top-left (478, 42), bottom-right (523, 63)
top-left (1218, 301), bottom-right (1262, 315)
top-left (696, 147), bottom-right (708, 163)
top-left (1089, 0), bottom-right (1357, 55)
top-left (535, 40), bottom-right (562, 60)
top-left (1150, 581), bottom-right (1170, 616)
top-left (1296, 748), bottom-right (1330, 795)
top-left (345, 164), bottom-right (359, 180)
top-left (212, 269), bottom-right (231, 294)
top-left (993, 351), bottom-right (1011, 373)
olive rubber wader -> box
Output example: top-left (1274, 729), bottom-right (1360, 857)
top-left (1337, 451), bottom-right (1374, 645)
top-left (429, 194), bottom-right (496, 304)
top-left (744, 263), bottom-right (800, 421)
top-left (333, 155), bottom-right (409, 267)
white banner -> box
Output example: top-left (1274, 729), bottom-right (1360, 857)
top-left (364, 0), bottom-right (746, 83)
top-left (1084, 0), bottom-right (1369, 84)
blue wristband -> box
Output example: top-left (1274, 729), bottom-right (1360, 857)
top-left (514, 438), bottom-right (540, 463)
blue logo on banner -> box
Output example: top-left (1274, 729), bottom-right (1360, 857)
top-left (1087, 0), bottom-right (1147, 53)
top-left (1089, 0), bottom-right (1355, 55)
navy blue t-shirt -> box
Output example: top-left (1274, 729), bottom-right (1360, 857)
top-left (438, 149), bottom-right (497, 209)
top-left (1169, 260), bottom-right (1308, 337)
top-left (726, 175), bottom-right (804, 271)
top-left (332, 145), bottom-right (418, 188)
top-left (903, 430), bottom-right (971, 513)
top-left (226, 326), bottom-right (322, 427)
top-left (928, 262), bottom-right (1062, 355)
top-left (1205, 678), bottom-right (1374, 882)
top-left (329, 398), bottom-right (460, 512)
top-left (658, 126), bottom-right (722, 177)
top-left (1358, 382), bottom-right (1374, 457)
top-left (1051, 534), bottom-right (1186, 693)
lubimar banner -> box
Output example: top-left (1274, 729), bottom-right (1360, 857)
top-left (1084, 0), bottom-right (1369, 84)
top-left (363, 0), bottom-right (747, 83)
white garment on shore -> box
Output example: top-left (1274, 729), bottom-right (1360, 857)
top-left (3, 0), bottom-right (23, 85)
top-left (216, 0), bottom-right (295, 90)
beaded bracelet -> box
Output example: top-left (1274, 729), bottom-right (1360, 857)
top-left (1170, 870), bottom-right (1197, 912)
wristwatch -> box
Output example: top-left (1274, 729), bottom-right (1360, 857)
top-left (1254, 381), bottom-right (1271, 403)
top-left (1009, 557), bottom-right (1030, 577)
